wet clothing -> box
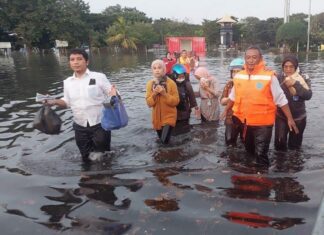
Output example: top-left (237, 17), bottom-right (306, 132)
top-left (275, 116), bottom-right (306, 150)
top-left (221, 79), bottom-right (243, 145)
top-left (245, 125), bottom-right (273, 166)
top-left (275, 72), bottom-right (312, 150)
top-left (157, 125), bottom-right (173, 144)
top-left (175, 80), bottom-right (197, 120)
top-left (172, 80), bottom-right (197, 135)
top-left (62, 69), bottom-right (113, 162)
top-left (73, 122), bottom-right (111, 162)
top-left (229, 60), bottom-right (288, 165)
top-left (199, 80), bottom-right (220, 121)
top-left (146, 77), bottom-right (179, 130)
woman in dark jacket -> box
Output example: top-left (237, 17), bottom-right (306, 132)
top-left (171, 64), bottom-right (198, 135)
top-left (275, 55), bottom-right (312, 150)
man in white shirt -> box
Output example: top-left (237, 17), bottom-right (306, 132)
top-left (47, 48), bottom-right (116, 162)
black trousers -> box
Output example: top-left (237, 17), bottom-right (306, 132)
top-left (274, 116), bottom-right (306, 150)
top-left (73, 122), bottom-right (111, 161)
top-left (225, 116), bottom-right (243, 146)
top-left (244, 125), bottom-right (273, 166)
top-left (172, 119), bottom-right (190, 136)
top-left (156, 125), bottom-right (173, 144)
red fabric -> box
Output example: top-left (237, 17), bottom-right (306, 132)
top-left (163, 58), bottom-right (176, 74)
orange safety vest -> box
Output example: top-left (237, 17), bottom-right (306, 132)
top-left (232, 64), bottom-right (276, 126)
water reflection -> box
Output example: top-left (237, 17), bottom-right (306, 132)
top-left (219, 174), bottom-right (309, 203)
top-left (77, 173), bottom-right (143, 210)
top-left (272, 150), bottom-right (306, 173)
top-left (222, 211), bottom-right (304, 229)
top-left (0, 52), bottom-right (323, 234)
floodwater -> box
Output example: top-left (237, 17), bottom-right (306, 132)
top-left (0, 50), bottom-right (324, 235)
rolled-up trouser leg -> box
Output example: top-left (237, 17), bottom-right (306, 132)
top-left (254, 126), bottom-right (273, 166)
top-left (160, 125), bottom-right (173, 144)
top-left (274, 116), bottom-right (289, 150)
top-left (288, 118), bottom-right (306, 149)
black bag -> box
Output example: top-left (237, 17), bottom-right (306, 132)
top-left (33, 106), bottom-right (62, 134)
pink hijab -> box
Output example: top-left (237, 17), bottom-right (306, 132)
top-left (194, 67), bottom-right (213, 80)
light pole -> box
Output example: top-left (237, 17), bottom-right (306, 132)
top-left (306, 0), bottom-right (312, 53)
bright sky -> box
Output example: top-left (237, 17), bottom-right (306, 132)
top-left (86, 0), bottom-right (323, 24)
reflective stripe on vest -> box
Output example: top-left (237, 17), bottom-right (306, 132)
top-left (233, 71), bottom-right (276, 126)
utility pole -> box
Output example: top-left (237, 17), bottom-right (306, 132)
top-left (306, 0), bottom-right (312, 53)
top-left (284, 0), bottom-right (290, 23)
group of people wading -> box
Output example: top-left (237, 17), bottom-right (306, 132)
top-left (146, 46), bottom-right (312, 166)
top-left (43, 46), bottom-right (312, 167)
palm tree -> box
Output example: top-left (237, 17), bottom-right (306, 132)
top-left (106, 16), bottom-right (138, 51)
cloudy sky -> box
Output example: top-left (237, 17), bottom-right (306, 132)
top-left (85, 0), bottom-right (323, 24)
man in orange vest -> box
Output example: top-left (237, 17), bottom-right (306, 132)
top-left (221, 46), bottom-right (298, 166)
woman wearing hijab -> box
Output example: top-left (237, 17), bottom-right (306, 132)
top-left (146, 59), bottom-right (179, 144)
top-left (194, 67), bottom-right (221, 122)
top-left (275, 55), bottom-right (312, 150)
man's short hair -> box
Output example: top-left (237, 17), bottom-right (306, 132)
top-left (245, 45), bottom-right (262, 57)
top-left (69, 48), bottom-right (89, 61)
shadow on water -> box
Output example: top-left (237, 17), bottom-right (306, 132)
top-left (0, 51), bottom-right (324, 234)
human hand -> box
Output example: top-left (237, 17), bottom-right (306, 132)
top-left (109, 85), bottom-right (117, 96)
top-left (159, 86), bottom-right (167, 96)
top-left (43, 99), bottom-right (56, 106)
top-left (284, 77), bottom-right (296, 87)
top-left (287, 118), bottom-right (299, 134)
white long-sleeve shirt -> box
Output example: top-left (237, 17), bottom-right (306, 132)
top-left (62, 69), bottom-right (112, 127)
top-left (229, 75), bottom-right (288, 107)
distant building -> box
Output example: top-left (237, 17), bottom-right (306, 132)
top-left (165, 37), bottom-right (206, 54)
top-left (217, 15), bottom-right (237, 49)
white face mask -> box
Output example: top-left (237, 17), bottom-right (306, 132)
top-left (176, 78), bottom-right (185, 83)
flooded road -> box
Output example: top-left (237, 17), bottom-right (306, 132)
top-left (0, 51), bottom-right (324, 234)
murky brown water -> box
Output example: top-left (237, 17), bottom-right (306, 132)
top-left (0, 50), bottom-right (324, 234)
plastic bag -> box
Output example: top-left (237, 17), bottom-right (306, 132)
top-left (33, 105), bottom-right (62, 134)
top-left (101, 96), bottom-right (128, 131)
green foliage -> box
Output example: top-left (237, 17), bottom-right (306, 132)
top-left (2, 0), bottom-right (323, 52)
top-left (276, 21), bottom-right (307, 51)
top-left (102, 4), bottom-right (152, 24)
top-left (130, 22), bottom-right (159, 49)
top-left (1, 0), bottom-right (90, 49)
top-left (106, 17), bottom-right (138, 51)
top-left (311, 13), bottom-right (324, 46)
top-left (202, 19), bottom-right (220, 48)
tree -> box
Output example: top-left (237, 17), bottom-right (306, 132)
top-left (106, 17), bottom-right (138, 51)
top-left (311, 13), bottom-right (324, 47)
top-left (102, 4), bottom-right (151, 24)
top-left (276, 21), bottom-right (307, 52)
top-left (239, 17), bottom-right (261, 45)
top-left (202, 19), bottom-right (220, 49)
top-left (130, 22), bottom-right (159, 50)
top-left (1, 0), bottom-right (90, 49)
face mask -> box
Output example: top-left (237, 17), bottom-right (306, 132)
top-left (176, 78), bottom-right (185, 83)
